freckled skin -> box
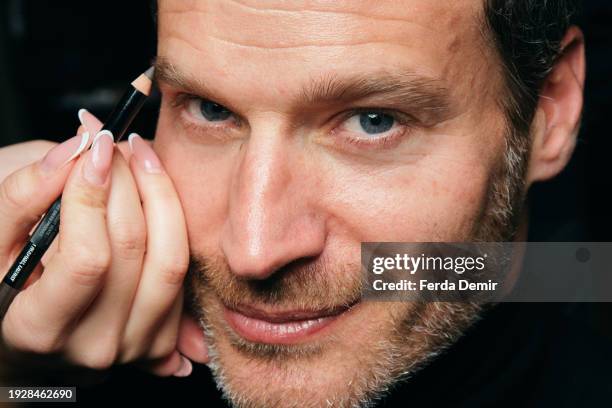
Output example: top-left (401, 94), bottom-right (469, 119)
top-left (153, 0), bottom-right (510, 405)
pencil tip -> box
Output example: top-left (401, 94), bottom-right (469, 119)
top-left (131, 66), bottom-right (155, 96)
top-left (144, 66), bottom-right (155, 80)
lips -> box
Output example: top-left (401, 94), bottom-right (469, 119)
top-left (222, 302), bottom-right (355, 344)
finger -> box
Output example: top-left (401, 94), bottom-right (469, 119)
top-left (0, 132), bottom-right (90, 256)
top-left (140, 350), bottom-right (192, 377)
top-left (78, 109), bottom-right (103, 135)
top-left (22, 264), bottom-right (43, 290)
top-left (123, 134), bottom-right (189, 348)
top-left (2, 131), bottom-right (115, 350)
top-left (63, 150), bottom-right (146, 369)
top-left (116, 138), bottom-right (152, 162)
top-left (40, 235), bottom-right (58, 267)
top-left (116, 141), bottom-right (132, 162)
top-left (79, 109), bottom-right (134, 162)
top-left (143, 291), bottom-right (183, 361)
top-left (0, 140), bottom-right (57, 181)
top-left (173, 354), bottom-right (193, 377)
top-left (177, 314), bottom-right (209, 364)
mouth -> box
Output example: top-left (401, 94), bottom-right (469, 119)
top-left (222, 301), bottom-right (358, 345)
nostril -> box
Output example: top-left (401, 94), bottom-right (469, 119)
top-left (220, 234), bottom-right (279, 280)
top-left (221, 232), bottom-right (323, 281)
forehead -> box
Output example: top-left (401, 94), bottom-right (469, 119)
top-left (157, 0), bottom-right (494, 107)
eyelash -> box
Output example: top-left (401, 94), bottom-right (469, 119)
top-left (170, 93), bottom-right (415, 149)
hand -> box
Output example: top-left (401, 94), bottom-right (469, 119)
top-left (0, 111), bottom-right (208, 377)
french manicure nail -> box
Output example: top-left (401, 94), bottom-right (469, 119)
top-left (173, 356), bottom-right (193, 377)
top-left (40, 132), bottom-right (91, 174)
top-left (78, 108), bottom-right (88, 126)
top-left (83, 130), bottom-right (114, 185)
top-left (128, 133), bottom-right (163, 174)
top-left (91, 129), bottom-right (113, 148)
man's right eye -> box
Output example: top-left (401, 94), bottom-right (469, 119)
top-left (186, 97), bottom-right (234, 123)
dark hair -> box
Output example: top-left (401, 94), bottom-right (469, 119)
top-left (484, 0), bottom-right (578, 136)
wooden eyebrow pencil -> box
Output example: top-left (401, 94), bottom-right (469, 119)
top-left (0, 66), bottom-right (155, 319)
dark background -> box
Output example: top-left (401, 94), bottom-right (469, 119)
top-left (0, 1), bottom-right (611, 406)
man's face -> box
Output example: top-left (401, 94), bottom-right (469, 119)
top-left (154, 0), bottom-right (515, 406)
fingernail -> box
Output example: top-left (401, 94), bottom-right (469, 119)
top-left (83, 130), bottom-right (114, 185)
top-left (40, 132), bottom-right (91, 174)
top-left (173, 356), bottom-right (193, 377)
top-left (128, 133), bottom-right (163, 174)
top-left (78, 108), bottom-right (88, 126)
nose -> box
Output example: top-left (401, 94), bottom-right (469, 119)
top-left (220, 125), bottom-right (327, 280)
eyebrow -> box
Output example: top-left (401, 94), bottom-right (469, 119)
top-left (297, 72), bottom-right (453, 123)
top-left (154, 56), bottom-right (454, 124)
top-left (154, 56), bottom-right (217, 99)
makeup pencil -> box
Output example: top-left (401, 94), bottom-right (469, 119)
top-left (0, 67), bottom-right (155, 319)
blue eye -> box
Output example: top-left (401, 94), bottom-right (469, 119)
top-left (199, 99), bottom-right (232, 121)
top-left (359, 112), bottom-right (394, 134)
top-left (342, 111), bottom-right (398, 138)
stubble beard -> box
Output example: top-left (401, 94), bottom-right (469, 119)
top-left (184, 124), bottom-right (530, 408)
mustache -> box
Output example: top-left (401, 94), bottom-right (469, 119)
top-left (185, 252), bottom-right (364, 312)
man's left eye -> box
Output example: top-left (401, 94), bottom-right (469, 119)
top-left (343, 111), bottom-right (397, 136)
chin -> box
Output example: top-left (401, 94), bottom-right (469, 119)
top-left (194, 295), bottom-right (481, 408)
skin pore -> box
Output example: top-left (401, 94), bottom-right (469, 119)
top-left (151, 0), bottom-right (583, 407)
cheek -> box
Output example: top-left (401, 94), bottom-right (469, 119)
top-left (320, 141), bottom-right (494, 242)
top-left (154, 113), bottom-right (234, 252)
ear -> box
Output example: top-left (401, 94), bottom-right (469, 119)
top-left (526, 26), bottom-right (586, 185)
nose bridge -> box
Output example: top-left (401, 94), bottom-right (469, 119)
top-left (221, 122), bottom-right (326, 279)
top-left (236, 128), bottom-right (290, 248)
